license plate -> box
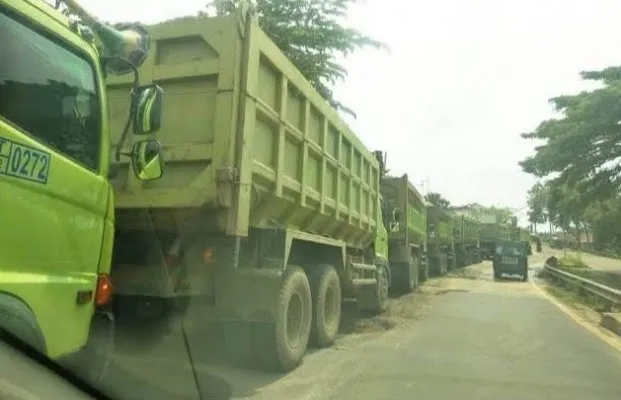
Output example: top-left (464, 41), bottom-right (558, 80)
top-left (502, 256), bottom-right (518, 264)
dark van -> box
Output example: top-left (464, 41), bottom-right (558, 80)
top-left (493, 241), bottom-right (528, 282)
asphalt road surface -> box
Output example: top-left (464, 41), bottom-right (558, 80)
top-left (99, 255), bottom-right (621, 400)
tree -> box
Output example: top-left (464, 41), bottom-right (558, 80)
top-left (486, 206), bottom-right (514, 225)
top-left (526, 182), bottom-right (548, 233)
top-left (519, 66), bottom-right (621, 251)
top-left (425, 192), bottom-right (451, 209)
top-left (520, 66), bottom-right (621, 200)
top-left (203, 0), bottom-right (387, 117)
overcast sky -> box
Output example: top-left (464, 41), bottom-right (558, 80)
top-left (80, 0), bottom-right (621, 224)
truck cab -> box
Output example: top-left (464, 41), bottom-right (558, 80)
top-left (0, 0), bottom-right (164, 383)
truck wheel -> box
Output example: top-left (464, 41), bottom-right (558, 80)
top-left (0, 296), bottom-right (45, 354)
top-left (113, 297), bottom-right (173, 353)
top-left (403, 256), bottom-right (419, 293)
top-left (522, 268), bottom-right (529, 282)
top-left (358, 266), bottom-right (389, 314)
top-left (261, 266), bottom-right (312, 372)
top-left (309, 264), bottom-right (341, 348)
top-left (376, 266), bottom-right (389, 313)
top-left (419, 262), bottom-right (429, 282)
top-left (440, 255), bottom-right (447, 275)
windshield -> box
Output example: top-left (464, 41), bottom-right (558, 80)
top-left (495, 243), bottom-right (524, 257)
top-left (0, 8), bottom-right (101, 172)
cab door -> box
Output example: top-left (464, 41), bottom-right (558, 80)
top-left (0, 5), bottom-right (108, 358)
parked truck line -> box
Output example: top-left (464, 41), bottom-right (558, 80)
top-left (2, 0), bottom-right (527, 379)
top-left (105, 3), bottom-right (504, 373)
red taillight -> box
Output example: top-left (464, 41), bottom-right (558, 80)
top-left (201, 248), bottom-right (214, 264)
top-left (95, 274), bottom-right (113, 306)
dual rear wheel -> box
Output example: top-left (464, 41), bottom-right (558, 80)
top-left (271, 261), bottom-right (388, 371)
top-left (268, 264), bottom-right (342, 371)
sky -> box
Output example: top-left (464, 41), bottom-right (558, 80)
top-left (77, 0), bottom-right (621, 225)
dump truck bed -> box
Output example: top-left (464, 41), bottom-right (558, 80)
top-left (106, 11), bottom-right (380, 247)
top-left (381, 174), bottom-right (426, 243)
top-left (427, 206), bottom-right (452, 244)
top-left (480, 223), bottom-right (510, 242)
top-left (453, 215), bottom-right (479, 245)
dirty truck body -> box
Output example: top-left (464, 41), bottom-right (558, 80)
top-left (479, 223), bottom-right (510, 260)
top-left (511, 227), bottom-right (532, 255)
top-left (107, 11), bottom-right (388, 372)
top-left (453, 214), bottom-right (480, 267)
top-left (381, 174), bottom-right (428, 292)
top-left (426, 206), bottom-right (455, 275)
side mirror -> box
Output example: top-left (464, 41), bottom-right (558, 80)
top-left (131, 140), bottom-right (163, 181)
top-left (132, 84), bottom-right (164, 135)
top-left (99, 24), bottom-right (151, 75)
top-left (393, 208), bottom-right (401, 222)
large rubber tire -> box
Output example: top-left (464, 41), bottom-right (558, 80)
top-left (357, 265), bottom-right (389, 314)
top-left (522, 268), bottom-right (529, 282)
top-left (403, 256), bottom-right (419, 293)
top-left (493, 269), bottom-right (501, 280)
top-left (309, 264), bottom-right (341, 348)
top-left (113, 296), bottom-right (174, 353)
top-left (260, 266), bottom-right (312, 372)
top-left (0, 296), bottom-right (45, 354)
top-left (419, 262), bottom-right (429, 282)
top-left (439, 254), bottom-right (448, 275)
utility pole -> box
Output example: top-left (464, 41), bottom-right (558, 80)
top-left (419, 178), bottom-right (430, 196)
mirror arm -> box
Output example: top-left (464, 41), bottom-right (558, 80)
top-left (104, 56), bottom-right (139, 161)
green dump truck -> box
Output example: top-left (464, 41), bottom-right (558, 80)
top-left (452, 214), bottom-right (480, 267)
top-left (479, 222), bottom-right (511, 260)
top-left (511, 227), bottom-right (532, 255)
top-left (426, 205), bottom-right (455, 275)
top-left (106, 5), bottom-right (391, 372)
top-left (0, 0), bottom-right (164, 383)
top-left (374, 152), bottom-right (428, 293)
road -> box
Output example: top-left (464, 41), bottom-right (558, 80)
top-left (98, 254), bottom-right (621, 400)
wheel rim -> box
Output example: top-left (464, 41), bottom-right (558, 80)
top-left (324, 283), bottom-right (339, 331)
top-left (286, 292), bottom-right (303, 349)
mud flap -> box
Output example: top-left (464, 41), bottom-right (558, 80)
top-left (212, 267), bottom-right (283, 368)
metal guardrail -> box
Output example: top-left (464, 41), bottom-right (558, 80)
top-left (543, 264), bottom-right (621, 309)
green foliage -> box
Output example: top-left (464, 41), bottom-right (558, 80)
top-left (425, 192), bottom-right (451, 209)
top-left (520, 65), bottom-right (621, 252)
top-left (558, 254), bottom-right (589, 269)
top-left (527, 182), bottom-right (547, 226)
top-left (520, 66), bottom-right (621, 196)
top-left (203, 0), bottom-right (387, 116)
top-left (486, 206), bottom-right (514, 225)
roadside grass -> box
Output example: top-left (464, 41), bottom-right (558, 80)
top-left (536, 269), bottom-right (616, 312)
top-left (566, 269), bottom-right (621, 291)
top-left (558, 254), bottom-right (590, 269)
top-left (545, 254), bottom-right (621, 290)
